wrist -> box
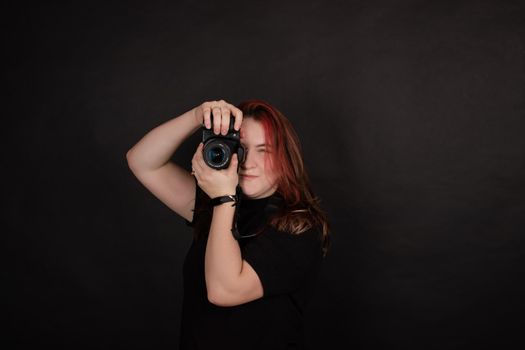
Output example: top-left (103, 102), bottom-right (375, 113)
top-left (210, 194), bottom-right (239, 207)
top-left (192, 106), bottom-right (204, 127)
top-left (208, 187), bottom-right (237, 199)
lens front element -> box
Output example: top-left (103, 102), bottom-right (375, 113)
top-left (203, 141), bottom-right (230, 169)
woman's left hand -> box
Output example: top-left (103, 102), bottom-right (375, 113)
top-left (191, 142), bottom-right (239, 198)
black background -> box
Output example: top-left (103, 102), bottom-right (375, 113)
top-left (6, 1), bottom-right (525, 349)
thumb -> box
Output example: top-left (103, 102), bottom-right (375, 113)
top-left (230, 153), bottom-right (238, 171)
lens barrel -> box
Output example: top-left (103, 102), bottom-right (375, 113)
top-left (203, 140), bottom-right (231, 169)
top-left (201, 117), bottom-right (244, 170)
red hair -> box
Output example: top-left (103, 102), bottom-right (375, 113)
top-left (237, 99), bottom-right (331, 256)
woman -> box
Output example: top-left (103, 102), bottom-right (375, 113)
top-left (126, 99), bottom-right (330, 349)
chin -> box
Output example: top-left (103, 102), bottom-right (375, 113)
top-left (240, 184), bottom-right (257, 197)
top-left (240, 182), bottom-right (277, 199)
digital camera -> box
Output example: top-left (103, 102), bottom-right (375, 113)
top-left (202, 118), bottom-right (245, 170)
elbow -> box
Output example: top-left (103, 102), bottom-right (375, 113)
top-left (126, 150), bottom-right (139, 171)
top-left (125, 149), bottom-right (134, 164)
top-left (207, 287), bottom-right (227, 307)
top-left (207, 285), bottom-right (235, 307)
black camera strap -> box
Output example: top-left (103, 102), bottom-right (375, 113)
top-left (231, 184), bottom-right (243, 239)
top-left (231, 186), bottom-right (284, 240)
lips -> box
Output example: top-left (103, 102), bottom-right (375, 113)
top-left (240, 174), bottom-right (258, 179)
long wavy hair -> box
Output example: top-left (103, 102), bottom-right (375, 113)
top-left (237, 99), bottom-right (331, 257)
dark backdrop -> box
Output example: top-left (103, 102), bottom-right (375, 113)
top-left (6, 1), bottom-right (525, 349)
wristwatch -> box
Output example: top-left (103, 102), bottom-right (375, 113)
top-left (209, 194), bottom-right (238, 207)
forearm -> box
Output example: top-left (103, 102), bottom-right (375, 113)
top-left (126, 107), bottom-right (202, 171)
top-left (205, 204), bottom-right (242, 296)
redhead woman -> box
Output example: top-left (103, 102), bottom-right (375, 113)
top-left (126, 99), bottom-right (330, 349)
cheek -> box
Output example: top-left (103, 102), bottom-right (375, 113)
top-left (263, 163), bottom-right (278, 184)
top-left (261, 153), bottom-right (272, 170)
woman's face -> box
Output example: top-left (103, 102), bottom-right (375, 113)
top-left (239, 117), bottom-right (278, 199)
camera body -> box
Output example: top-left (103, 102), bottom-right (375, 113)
top-left (202, 118), bottom-right (245, 170)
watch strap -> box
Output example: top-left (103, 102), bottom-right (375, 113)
top-left (209, 194), bottom-right (238, 207)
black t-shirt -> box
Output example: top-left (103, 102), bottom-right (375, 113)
top-left (180, 183), bottom-right (324, 350)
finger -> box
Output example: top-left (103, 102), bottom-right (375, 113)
top-left (231, 106), bottom-right (243, 131)
top-left (191, 157), bottom-right (205, 178)
top-left (212, 106), bottom-right (221, 135)
top-left (192, 143), bottom-right (204, 166)
top-left (192, 166), bottom-right (200, 182)
top-left (203, 104), bottom-right (212, 129)
top-left (194, 143), bottom-right (208, 169)
top-left (228, 153), bottom-right (239, 173)
top-left (220, 107), bottom-right (230, 135)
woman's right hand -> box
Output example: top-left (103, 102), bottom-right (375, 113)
top-left (193, 100), bottom-right (244, 135)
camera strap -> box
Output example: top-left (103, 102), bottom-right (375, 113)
top-left (231, 184), bottom-right (243, 239)
top-left (231, 186), bottom-right (284, 240)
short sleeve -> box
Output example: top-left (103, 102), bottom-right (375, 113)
top-left (241, 226), bottom-right (323, 297)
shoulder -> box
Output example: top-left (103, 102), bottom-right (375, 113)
top-left (249, 224), bottom-right (324, 262)
top-left (282, 224), bottom-right (324, 254)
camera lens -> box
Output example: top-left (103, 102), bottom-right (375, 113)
top-left (208, 146), bottom-right (225, 164)
top-left (203, 141), bottom-right (230, 169)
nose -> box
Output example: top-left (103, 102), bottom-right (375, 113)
top-left (241, 149), bottom-right (255, 170)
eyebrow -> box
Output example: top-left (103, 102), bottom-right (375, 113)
top-left (242, 143), bottom-right (268, 148)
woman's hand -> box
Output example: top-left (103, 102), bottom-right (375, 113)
top-left (192, 143), bottom-right (239, 198)
top-left (193, 100), bottom-right (243, 135)
top-left (191, 100), bottom-right (243, 198)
